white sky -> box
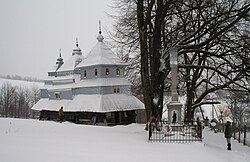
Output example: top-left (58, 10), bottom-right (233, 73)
top-left (0, 0), bottom-right (114, 79)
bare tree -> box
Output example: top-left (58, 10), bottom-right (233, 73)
top-left (172, 0), bottom-right (250, 122)
top-left (0, 82), bottom-right (16, 117)
top-left (0, 82), bottom-right (40, 118)
top-left (112, 0), bottom-right (250, 123)
top-left (225, 90), bottom-right (250, 127)
top-left (30, 86), bottom-right (41, 106)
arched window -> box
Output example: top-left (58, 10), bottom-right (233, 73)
top-left (83, 70), bottom-right (87, 78)
top-left (114, 88), bottom-right (117, 93)
top-left (94, 69), bottom-right (98, 76)
top-left (106, 68), bottom-right (109, 75)
top-left (116, 68), bottom-right (120, 76)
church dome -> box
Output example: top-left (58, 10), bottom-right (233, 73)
top-left (73, 46), bottom-right (81, 51)
top-left (76, 31), bottom-right (127, 68)
top-left (72, 38), bottom-right (82, 55)
top-left (97, 31), bottom-right (104, 42)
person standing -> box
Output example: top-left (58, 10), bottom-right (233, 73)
top-left (224, 121), bottom-right (232, 150)
top-left (172, 111), bottom-right (177, 124)
top-left (196, 117), bottom-right (202, 138)
top-left (58, 106), bottom-right (64, 123)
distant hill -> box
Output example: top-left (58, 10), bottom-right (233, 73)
top-left (0, 74), bottom-right (43, 82)
top-left (0, 78), bottom-right (44, 89)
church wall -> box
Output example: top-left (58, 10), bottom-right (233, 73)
top-left (79, 66), bottom-right (99, 79)
top-left (48, 90), bottom-right (72, 100)
top-left (73, 87), bottom-right (101, 95)
top-left (79, 65), bottom-right (125, 80)
top-left (61, 90), bottom-right (72, 99)
top-left (38, 110), bottom-right (138, 125)
top-left (100, 65), bottom-right (125, 78)
top-left (41, 89), bottom-right (49, 98)
top-left (44, 80), bottom-right (52, 85)
top-left (101, 85), bottom-right (131, 95)
top-left (72, 85), bottom-right (131, 95)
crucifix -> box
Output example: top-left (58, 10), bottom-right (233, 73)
top-left (167, 47), bottom-right (182, 124)
top-left (169, 47), bottom-right (179, 102)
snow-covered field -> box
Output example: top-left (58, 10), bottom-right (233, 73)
top-left (0, 118), bottom-right (249, 162)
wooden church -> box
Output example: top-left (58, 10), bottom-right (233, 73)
top-left (31, 27), bottom-right (145, 125)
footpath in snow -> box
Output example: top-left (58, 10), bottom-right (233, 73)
top-left (0, 118), bottom-right (249, 162)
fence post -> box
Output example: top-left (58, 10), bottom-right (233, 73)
top-left (198, 123), bottom-right (202, 139)
top-left (243, 125), bottom-right (246, 146)
top-left (149, 122), bottom-right (152, 141)
top-left (233, 122), bottom-right (236, 139)
top-left (238, 124), bottom-right (241, 143)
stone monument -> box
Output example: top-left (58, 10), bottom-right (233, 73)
top-left (167, 47), bottom-right (182, 124)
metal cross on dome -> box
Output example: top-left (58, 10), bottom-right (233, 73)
top-left (99, 20), bottom-right (102, 34)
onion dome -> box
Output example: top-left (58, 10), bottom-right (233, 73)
top-left (76, 21), bottom-right (127, 68)
top-left (56, 48), bottom-right (63, 64)
top-left (72, 38), bottom-right (82, 55)
top-left (97, 20), bottom-right (104, 42)
top-left (55, 48), bottom-right (64, 70)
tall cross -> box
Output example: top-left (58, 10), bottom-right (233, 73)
top-left (169, 47), bottom-right (179, 102)
top-left (76, 37), bottom-right (78, 47)
top-left (99, 20), bottom-right (102, 34)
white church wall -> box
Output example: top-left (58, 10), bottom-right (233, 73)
top-left (101, 85), bottom-right (131, 95)
top-left (48, 90), bottom-right (73, 100)
top-left (78, 65), bottom-right (126, 80)
top-left (73, 87), bottom-right (101, 95)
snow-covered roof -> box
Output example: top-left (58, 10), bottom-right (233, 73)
top-left (72, 46), bottom-right (82, 55)
top-left (45, 74), bottom-right (75, 81)
top-left (57, 54), bottom-right (84, 72)
top-left (48, 65), bottom-right (58, 72)
top-left (48, 49), bottom-right (64, 73)
top-left (32, 94), bottom-right (144, 112)
top-left (76, 34), bottom-right (127, 68)
top-left (43, 78), bottom-right (132, 90)
top-left (52, 41), bottom-right (85, 72)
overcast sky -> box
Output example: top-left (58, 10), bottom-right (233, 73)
top-left (0, 0), bottom-right (114, 79)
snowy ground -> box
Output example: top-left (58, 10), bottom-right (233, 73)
top-left (0, 118), bottom-right (250, 162)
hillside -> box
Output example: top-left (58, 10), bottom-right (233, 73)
top-left (0, 78), bottom-right (44, 89)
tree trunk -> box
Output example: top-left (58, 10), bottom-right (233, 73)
top-left (137, 0), bottom-right (153, 121)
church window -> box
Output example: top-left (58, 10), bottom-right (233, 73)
top-left (54, 92), bottom-right (60, 99)
top-left (106, 68), bottom-right (109, 75)
top-left (84, 70), bottom-right (87, 78)
top-left (116, 68), bottom-right (120, 76)
top-left (114, 88), bottom-right (120, 94)
top-left (94, 69), bottom-right (98, 76)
